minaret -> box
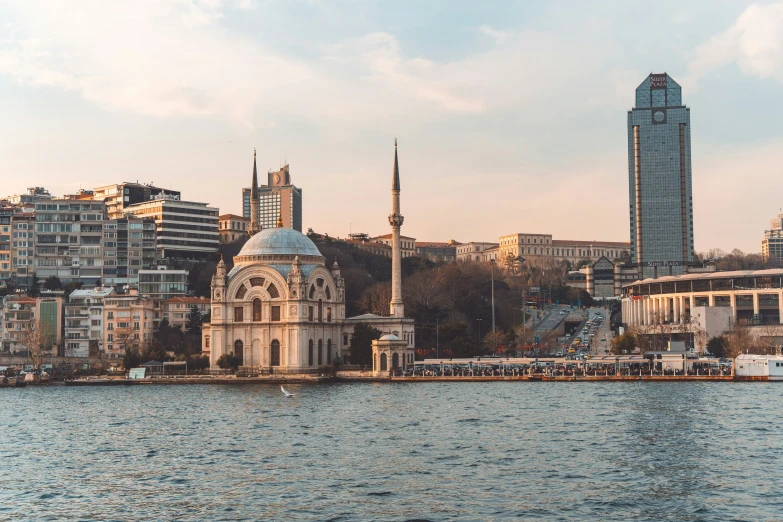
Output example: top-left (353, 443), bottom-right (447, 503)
top-left (249, 148), bottom-right (261, 236)
top-left (389, 139), bottom-right (405, 318)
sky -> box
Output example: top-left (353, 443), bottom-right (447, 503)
top-left (2, 0), bottom-right (783, 253)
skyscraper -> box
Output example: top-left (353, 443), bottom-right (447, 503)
top-left (628, 73), bottom-right (694, 279)
top-left (242, 161), bottom-right (303, 232)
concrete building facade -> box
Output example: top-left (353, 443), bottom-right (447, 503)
top-left (219, 214), bottom-right (250, 244)
top-left (103, 291), bottom-right (157, 358)
top-left (457, 242), bottom-right (499, 262)
top-left (33, 199), bottom-right (106, 285)
top-left (65, 287), bottom-right (115, 357)
top-left (102, 216), bottom-right (157, 288)
top-left (93, 182), bottom-right (180, 220)
top-left (138, 266), bottom-right (189, 299)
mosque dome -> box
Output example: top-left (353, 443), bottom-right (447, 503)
top-left (237, 227), bottom-right (322, 258)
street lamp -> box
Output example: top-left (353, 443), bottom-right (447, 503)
top-left (476, 318), bottom-right (483, 342)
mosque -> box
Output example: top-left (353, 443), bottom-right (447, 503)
top-left (202, 142), bottom-right (415, 375)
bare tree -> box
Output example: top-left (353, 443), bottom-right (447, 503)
top-left (483, 330), bottom-right (506, 355)
top-left (724, 325), bottom-right (754, 359)
top-left (18, 320), bottom-right (55, 370)
top-left (357, 282), bottom-right (392, 316)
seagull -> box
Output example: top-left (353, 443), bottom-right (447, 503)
top-left (281, 385), bottom-right (295, 398)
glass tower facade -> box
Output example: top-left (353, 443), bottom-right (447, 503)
top-left (627, 73), bottom-right (694, 279)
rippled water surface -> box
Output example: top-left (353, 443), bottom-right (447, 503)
top-left (1, 382), bottom-right (781, 521)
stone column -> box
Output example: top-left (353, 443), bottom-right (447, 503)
top-left (753, 292), bottom-right (760, 316)
top-left (778, 291), bottom-right (783, 324)
top-left (663, 297), bottom-right (670, 323)
top-left (708, 294), bottom-right (715, 307)
top-left (673, 296), bottom-right (680, 325)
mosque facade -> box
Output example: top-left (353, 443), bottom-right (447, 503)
top-left (203, 144), bottom-right (415, 374)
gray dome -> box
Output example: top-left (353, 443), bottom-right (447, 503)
top-left (238, 228), bottom-right (322, 257)
top-left (379, 334), bottom-right (400, 341)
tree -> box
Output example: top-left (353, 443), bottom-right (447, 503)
top-left (483, 330), bottom-right (506, 355)
top-left (19, 320), bottom-right (56, 370)
top-left (610, 332), bottom-right (636, 355)
top-left (217, 352), bottom-right (242, 371)
top-left (724, 325), bottom-right (754, 359)
top-left (357, 282), bottom-right (392, 316)
top-left (348, 323), bottom-right (382, 367)
top-left (706, 336), bottom-right (727, 358)
top-left (123, 345), bottom-right (142, 370)
top-left (186, 306), bottom-right (203, 336)
top-left (44, 275), bottom-right (62, 291)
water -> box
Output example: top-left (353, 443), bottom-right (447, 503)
top-left (0, 382), bottom-right (780, 521)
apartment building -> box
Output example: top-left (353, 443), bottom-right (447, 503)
top-left (415, 241), bottom-right (460, 263)
top-left (65, 287), bottom-right (115, 357)
top-left (0, 295), bottom-right (63, 355)
top-left (124, 196), bottom-right (219, 260)
top-left (33, 199), bottom-right (106, 285)
top-left (219, 214), bottom-right (249, 244)
top-left (161, 296), bottom-right (210, 331)
top-left (11, 212), bottom-right (34, 287)
top-left (0, 211), bottom-right (10, 287)
top-left (93, 182), bottom-right (180, 220)
top-left (103, 291), bottom-right (157, 358)
top-left (102, 216), bottom-right (157, 288)
top-left (138, 266), bottom-right (189, 299)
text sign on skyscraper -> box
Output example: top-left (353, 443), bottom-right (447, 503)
top-left (650, 74), bottom-right (667, 88)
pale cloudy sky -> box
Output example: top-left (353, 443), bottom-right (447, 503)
top-left (2, 0), bottom-right (783, 253)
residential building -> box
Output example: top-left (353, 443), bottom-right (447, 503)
top-left (628, 73), bottom-right (695, 279)
top-left (102, 216), bottom-right (157, 288)
top-left (33, 199), bottom-right (106, 285)
top-left (162, 296), bottom-right (210, 331)
top-left (11, 212), bottom-right (34, 287)
top-left (138, 266), bottom-right (189, 299)
top-left (371, 234), bottom-right (417, 258)
top-left (0, 211), bottom-right (10, 287)
top-left (415, 241), bottom-right (460, 262)
top-left (456, 242), bottom-right (499, 262)
top-left (103, 290), bottom-right (157, 358)
top-left (242, 161), bottom-right (303, 232)
top-left (93, 182), bottom-right (181, 219)
top-left (123, 196), bottom-right (219, 260)
top-left (37, 295), bottom-right (64, 356)
top-left (219, 214), bottom-right (249, 244)
top-left (0, 296), bottom-right (36, 353)
top-left (1, 187), bottom-right (53, 205)
top-left (65, 287), bottom-right (115, 357)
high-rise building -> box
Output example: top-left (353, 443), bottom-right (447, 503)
top-left (102, 216), bottom-right (157, 288)
top-left (33, 199), bottom-right (106, 285)
top-left (10, 212), bottom-right (34, 287)
top-left (93, 182), bottom-right (181, 219)
top-left (242, 163), bottom-right (303, 232)
top-left (123, 196), bottom-right (219, 260)
top-left (0, 211), bottom-right (11, 287)
top-left (1, 187), bottom-right (53, 206)
top-left (65, 287), bottom-right (115, 357)
top-left (762, 213), bottom-right (783, 266)
top-left (628, 73), bottom-right (694, 279)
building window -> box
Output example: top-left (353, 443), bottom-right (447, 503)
top-left (318, 339), bottom-right (323, 365)
top-left (205, 336), bottom-right (210, 348)
top-left (271, 306), bottom-right (280, 322)
top-left (308, 306), bottom-right (314, 322)
top-left (270, 339), bottom-right (280, 367)
top-left (234, 340), bottom-right (243, 365)
top-left (253, 299), bottom-right (262, 321)
top-left (325, 286), bottom-right (331, 300)
top-left (234, 307), bottom-right (243, 322)
top-left (267, 283), bottom-right (279, 299)
top-left (327, 339), bottom-right (332, 364)
top-left (308, 340), bottom-right (314, 366)
top-left (326, 307), bottom-right (332, 323)
top-left (343, 334), bottom-right (348, 346)
top-left (236, 285), bottom-right (247, 299)
top-left (318, 299), bottom-right (323, 322)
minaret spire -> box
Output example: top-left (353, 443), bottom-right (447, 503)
top-left (249, 148), bottom-right (261, 236)
top-left (389, 138), bottom-right (404, 318)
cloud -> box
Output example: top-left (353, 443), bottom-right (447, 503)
top-left (478, 25), bottom-right (511, 44)
top-left (687, 2), bottom-right (783, 87)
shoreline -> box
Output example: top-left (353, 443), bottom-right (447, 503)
top-left (10, 374), bottom-right (777, 386)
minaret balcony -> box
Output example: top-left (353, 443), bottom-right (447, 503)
top-left (388, 214), bottom-right (404, 227)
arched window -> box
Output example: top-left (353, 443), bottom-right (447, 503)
top-left (318, 299), bottom-right (323, 322)
top-left (308, 340), bottom-right (314, 366)
top-left (325, 286), bottom-right (331, 300)
top-left (327, 339), bottom-right (332, 365)
top-left (249, 277), bottom-right (265, 287)
top-left (270, 339), bottom-right (280, 367)
top-left (234, 340), bottom-right (244, 366)
top-left (309, 285), bottom-right (315, 299)
top-left (380, 353), bottom-right (387, 371)
top-left (267, 283), bottom-right (279, 299)
top-left (317, 340), bottom-right (323, 365)
top-left (316, 278), bottom-right (324, 287)
top-left (253, 298), bottom-right (262, 321)
top-left (235, 285), bottom-right (247, 299)
top-left (392, 352), bottom-right (399, 369)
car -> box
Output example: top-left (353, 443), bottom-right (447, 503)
top-left (555, 352), bottom-right (563, 357)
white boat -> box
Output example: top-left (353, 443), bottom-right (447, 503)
top-left (735, 353), bottom-right (783, 380)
